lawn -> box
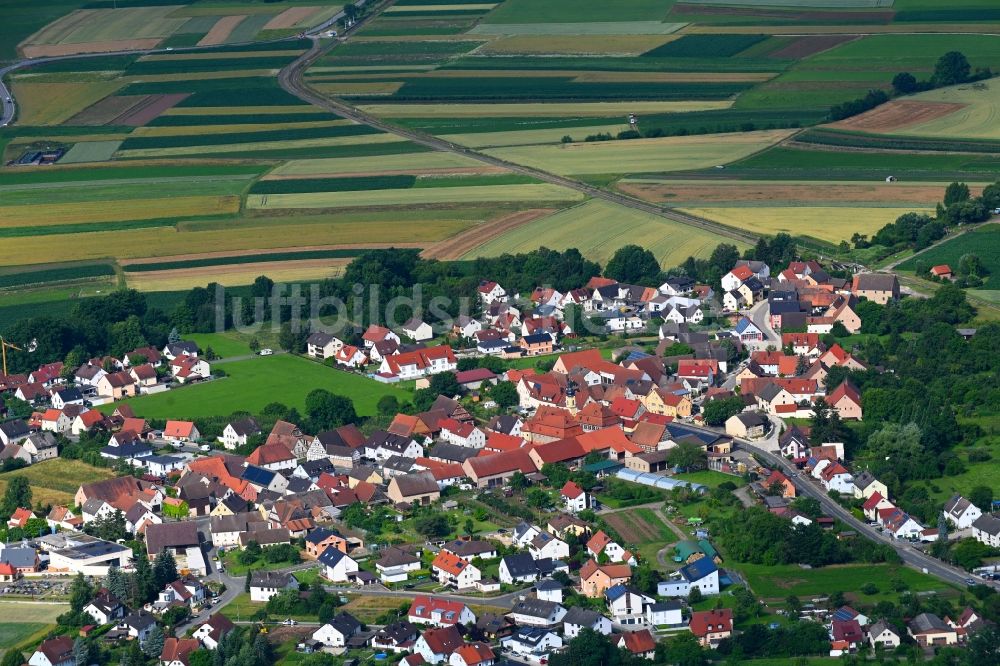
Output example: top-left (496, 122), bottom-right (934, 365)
top-left (673, 470), bottom-right (745, 489)
top-left (737, 562), bottom-right (955, 600)
top-left (680, 206), bottom-right (932, 245)
top-left (482, 130), bottom-right (794, 176)
top-left (120, 353), bottom-right (412, 419)
top-left (465, 199), bottom-right (748, 268)
top-left (0, 459), bottom-right (115, 506)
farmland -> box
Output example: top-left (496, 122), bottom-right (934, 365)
top-left (2, 0), bottom-right (1000, 301)
top-left (736, 562), bottom-right (955, 601)
top-left (679, 206), bottom-right (933, 244)
top-left (120, 353), bottom-right (413, 419)
top-left (465, 200), bottom-right (748, 267)
top-left (896, 223), bottom-right (1000, 290)
top-left (0, 602), bottom-right (63, 658)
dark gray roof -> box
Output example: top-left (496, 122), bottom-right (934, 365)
top-left (429, 442), bottom-right (479, 463)
top-left (562, 607), bottom-right (603, 626)
top-left (501, 553), bottom-right (537, 578)
top-left (855, 273), bottom-right (897, 292)
top-left (509, 597), bottom-right (561, 619)
top-left (0, 420), bottom-right (29, 439)
top-left (228, 417), bottom-right (261, 437)
top-left (378, 546), bottom-right (420, 568)
top-left (250, 571), bottom-right (294, 588)
top-left (909, 613), bottom-right (950, 633)
top-left (145, 522), bottom-right (199, 555)
top-left (0, 546), bottom-right (36, 568)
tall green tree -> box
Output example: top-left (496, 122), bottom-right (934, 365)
top-left (933, 51), bottom-right (971, 86)
top-left (604, 245), bottom-right (661, 286)
top-left (69, 572), bottom-right (93, 614)
top-left (1, 477), bottom-right (32, 518)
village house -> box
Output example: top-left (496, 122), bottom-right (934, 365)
top-left (908, 613), bottom-right (957, 647)
top-left (943, 494), bottom-right (982, 529)
top-left (192, 614), bottom-right (235, 650)
top-left (689, 609), bottom-right (733, 648)
top-left (402, 318), bottom-right (434, 342)
top-left (249, 571), bottom-right (297, 602)
top-left (579, 560), bottom-right (632, 598)
top-left (408, 596), bottom-right (477, 627)
top-left (852, 273), bottom-right (899, 304)
top-left (432, 550), bottom-right (481, 590)
top-left (387, 471), bottom-right (441, 506)
top-left (306, 332), bottom-right (343, 359)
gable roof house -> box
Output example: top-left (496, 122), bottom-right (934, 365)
top-left (306, 332), bottom-right (343, 359)
top-left (852, 273), bottom-right (899, 304)
top-left (387, 471), bottom-right (441, 507)
top-left (943, 495), bottom-right (983, 530)
top-left (689, 609), bottom-right (733, 648)
top-left (408, 595), bottom-right (477, 627)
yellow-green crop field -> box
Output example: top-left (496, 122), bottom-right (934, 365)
top-left (483, 129), bottom-right (795, 176)
top-left (11, 79), bottom-right (124, 125)
top-left (270, 152), bottom-right (490, 176)
top-left (247, 184), bottom-right (583, 209)
top-left (23, 6), bottom-right (186, 46)
top-left (0, 217), bottom-right (477, 267)
top-left (679, 207), bottom-right (935, 245)
top-left (0, 196), bottom-right (240, 228)
top-left (357, 100), bottom-right (733, 118)
top-left (466, 199), bottom-right (748, 266)
top-left (125, 258), bottom-right (351, 291)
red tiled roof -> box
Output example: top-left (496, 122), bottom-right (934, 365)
top-left (463, 449), bottom-right (537, 479)
top-left (164, 420), bottom-right (195, 438)
top-left (561, 481), bottom-right (584, 499)
top-left (620, 630), bottom-right (657, 654)
top-left (432, 550), bottom-right (472, 576)
top-left (689, 609), bottom-right (733, 637)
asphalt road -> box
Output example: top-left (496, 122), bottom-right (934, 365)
top-left (1, 65), bottom-right (17, 127)
top-left (740, 434), bottom-right (988, 591)
top-left (275, 23), bottom-right (759, 247)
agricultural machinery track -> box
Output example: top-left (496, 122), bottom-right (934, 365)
top-left (277, 28), bottom-right (761, 247)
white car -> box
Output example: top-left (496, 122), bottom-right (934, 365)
top-left (259, 348), bottom-right (273, 356)
top-left (200, 444), bottom-right (212, 452)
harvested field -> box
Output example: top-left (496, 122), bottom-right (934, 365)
top-left (0, 217), bottom-right (474, 266)
top-left (247, 184), bottom-right (583, 209)
top-left (265, 166), bottom-right (506, 179)
top-left (198, 15), bottom-right (247, 46)
top-left (0, 196), bottom-right (239, 228)
top-left (766, 34), bottom-right (858, 59)
top-left (359, 100), bottom-right (733, 117)
top-left (10, 79), bottom-right (124, 125)
top-left (265, 7), bottom-right (320, 30)
top-left (482, 129), bottom-right (795, 176)
top-left (22, 6), bottom-right (186, 46)
top-left (876, 81), bottom-right (1000, 140)
top-left (680, 206), bottom-right (933, 244)
top-left (21, 39), bottom-right (161, 58)
top-left (422, 208), bottom-right (557, 259)
top-left (120, 244), bottom-right (411, 267)
top-left (831, 100), bottom-right (968, 133)
top-left (116, 93), bottom-right (190, 126)
top-left (66, 94), bottom-right (152, 126)
top-left (125, 258), bottom-right (351, 291)
top-left (60, 141), bottom-right (122, 164)
top-left (617, 180), bottom-right (951, 207)
top-left (271, 151), bottom-right (488, 176)
top-left (467, 199), bottom-right (746, 266)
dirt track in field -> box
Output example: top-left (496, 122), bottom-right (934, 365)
top-left (830, 100), bottom-right (967, 133)
top-left (421, 208), bottom-right (555, 260)
top-left (617, 181), bottom-right (950, 206)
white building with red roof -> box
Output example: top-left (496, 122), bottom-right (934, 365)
top-left (439, 418), bottom-right (486, 449)
top-left (408, 595), bottom-right (477, 627)
top-left (379, 345), bottom-right (456, 380)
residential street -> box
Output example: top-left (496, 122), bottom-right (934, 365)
top-left (738, 432), bottom-right (991, 591)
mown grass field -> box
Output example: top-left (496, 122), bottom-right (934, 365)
top-left (120, 353), bottom-right (412, 419)
top-left (0, 459), bottom-right (115, 506)
top-left (466, 199), bottom-right (749, 266)
top-left (737, 562), bottom-right (955, 600)
top-left (0, 602), bottom-right (63, 657)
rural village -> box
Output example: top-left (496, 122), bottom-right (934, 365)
top-left (1, 243), bottom-right (1000, 666)
top-left (1, 0), bottom-right (1000, 666)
